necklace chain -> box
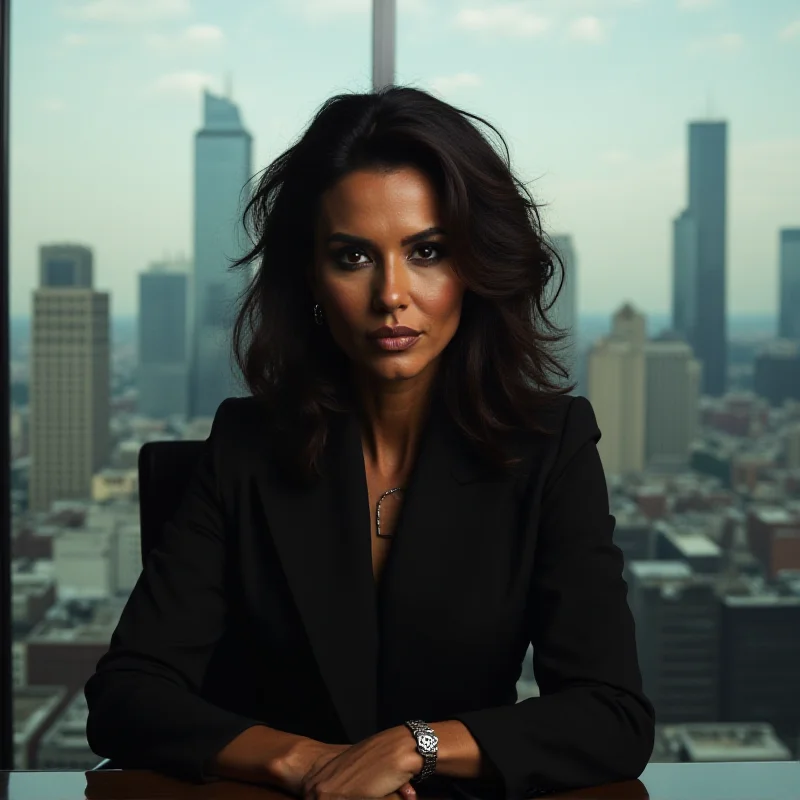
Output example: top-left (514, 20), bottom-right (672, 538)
top-left (375, 486), bottom-right (404, 539)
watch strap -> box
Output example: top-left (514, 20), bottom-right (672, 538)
top-left (404, 719), bottom-right (438, 783)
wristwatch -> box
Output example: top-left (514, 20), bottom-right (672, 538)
top-left (403, 719), bottom-right (439, 784)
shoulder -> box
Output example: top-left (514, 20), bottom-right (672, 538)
top-left (212, 395), bottom-right (266, 427)
top-left (208, 395), bottom-right (272, 451)
top-left (552, 394), bottom-right (602, 452)
top-left (516, 394), bottom-right (600, 453)
top-left (508, 394), bottom-right (602, 491)
top-left (540, 394), bottom-right (603, 493)
top-left (208, 395), bottom-right (313, 483)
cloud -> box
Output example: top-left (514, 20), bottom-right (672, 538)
top-left (282, 0), bottom-right (427, 22)
top-left (530, 0), bottom-right (641, 9)
top-left (455, 4), bottom-right (551, 38)
top-left (429, 72), bottom-right (484, 94)
top-left (689, 32), bottom-right (743, 54)
top-left (145, 24), bottom-right (225, 51)
top-left (678, 0), bottom-right (718, 9)
top-left (64, 0), bottom-right (190, 23)
top-left (62, 33), bottom-right (90, 46)
top-left (568, 16), bottom-right (608, 42)
top-left (152, 71), bottom-right (214, 97)
top-left (778, 19), bottom-right (800, 41)
top-left (184, 24), bottom-right (224, 44)
top-left (284, 0), bottom-right (367, 21)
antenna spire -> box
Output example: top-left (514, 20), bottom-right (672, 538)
top-left (224, 72), bottom-right (233, 100)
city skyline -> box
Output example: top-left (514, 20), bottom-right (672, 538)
top-left (8, 0), bottom-right (800, 317)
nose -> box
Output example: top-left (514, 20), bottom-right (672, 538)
top-left (372, 251), bottom-right (410, 314)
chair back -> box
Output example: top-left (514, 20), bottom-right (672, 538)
top-left (137, 440), bottom-right (206, 565)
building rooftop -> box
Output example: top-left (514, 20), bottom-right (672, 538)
top-left (13, 686), bottom-right (67, 741)
top-left (724, 593), bottom-right (800, 607)
top-left (672, 723), bottom-right (792, 762)
top-left (39, 691), bottom-right (92, 752)
top-left (665, 531), bottom-right (722, 558)
top-left (753, 507), bottom-right (797, 525)
top-left (628, 561), bottom-right (693, 580)
top-left (28, 598), bottom-right (125, 644)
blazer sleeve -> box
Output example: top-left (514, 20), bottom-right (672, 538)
top-left (450, 395), bottom-right (656, 799)
top-left (84, 398), bottom-right (263, 782)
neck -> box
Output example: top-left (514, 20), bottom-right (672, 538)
top-left (352, 368), bottom-right (437, 480)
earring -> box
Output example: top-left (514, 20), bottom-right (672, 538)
top-left (313, 303), bottom-right (324, 326)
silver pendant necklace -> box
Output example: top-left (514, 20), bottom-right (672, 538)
top-left (375, 487), bottom-right (404, 539)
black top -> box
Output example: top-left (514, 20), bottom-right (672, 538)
top-left (84, 393), bottom-right (655, 799)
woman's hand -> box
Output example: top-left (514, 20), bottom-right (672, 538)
top-left (301, 726), bottom-right (423, 800)
top-left (271, 739), bottom-right (352, 796)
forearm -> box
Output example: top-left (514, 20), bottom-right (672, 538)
top-left (433, 720), bottom-right (494, 779)
top-left (207, 724), bottom-right (310, 787)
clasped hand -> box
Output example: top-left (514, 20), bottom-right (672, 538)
top-left (295, 727), bottom-right (424, 800)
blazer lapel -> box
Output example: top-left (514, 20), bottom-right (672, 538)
top-left (255, 411), bottom-right (379, 744)
top-left (252, 398), bottom-right (516, 740)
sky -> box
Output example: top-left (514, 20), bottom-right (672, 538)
top-left (8, 0), bottom-right (800, 317)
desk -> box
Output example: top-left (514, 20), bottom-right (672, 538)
top-left (0, 762), bottom-right (798, 800)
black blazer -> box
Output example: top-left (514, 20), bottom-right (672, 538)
top-left (84, 393), bottom-right (655, 799)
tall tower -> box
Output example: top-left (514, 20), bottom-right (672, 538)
top-left (778, 228), bottom-right (800, 341)
top-left (687, 121), bottom-right (728, 396)
top-left (372, 0), bottom-right (396, 90)
top-left (191, 90), bottom-right (253, 418)
top-left (30, 245), bottom-right (110, 511)
top-left (138, 260), bottom-right (190, 418)
top-left (671, 209), bottom-right (698, 341)
top-left (588, 303), bottom-right (646, 476)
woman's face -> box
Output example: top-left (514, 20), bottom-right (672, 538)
top-left (312, 166), bottom-right (465, 386)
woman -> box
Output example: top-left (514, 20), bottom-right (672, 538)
top-left (84, 86), bottom-right (655, 799)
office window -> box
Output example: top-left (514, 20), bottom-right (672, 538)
top-left (5, 0), bottom-right (800, 771)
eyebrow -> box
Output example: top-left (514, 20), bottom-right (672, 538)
top-left (326, 226), bottom-right (446, 248)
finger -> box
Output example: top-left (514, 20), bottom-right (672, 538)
top-left (303, 754), bottom-right (337, 789)
top-left (398, 782), bottom-right (418, 800)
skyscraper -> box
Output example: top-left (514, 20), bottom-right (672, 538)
top-left (687, 121), bottom-right (728, 396)
top-left (645, 340), bottom-right (701, 468)
top-left (191, 90), bottom-right (253, 418)
top-left (626, 561), bottom-right (720, 724)
top-left (588, 303), bottom-right (646, 476)
top-left (720, 594), bottom-right (800, 748)
top-left (778, 228), bottom-right (800, 341)
top-left (672, 209), bottom-right (698, 341)
top-left (549, 234), bottom-right (578, 382)
top-left (30, 245), bottom-right (110, 512)
top-left (138, 260), bottom-right (190, 418)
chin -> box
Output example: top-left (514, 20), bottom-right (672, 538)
top-left (367, 355), bottom-right (431, 383)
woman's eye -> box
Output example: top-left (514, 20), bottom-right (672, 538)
top-left (333, 242), bottom-right (445, 269)
top-left (412, 243), bottom-right (444, 263)
top-left (335, 249), bottom-right (371, 268)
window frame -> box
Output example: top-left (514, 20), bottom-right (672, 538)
top-left (1, 0), bottom-right (12, 772)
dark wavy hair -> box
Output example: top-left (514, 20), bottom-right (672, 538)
top-left (231, 85), bottom-right (575, 480)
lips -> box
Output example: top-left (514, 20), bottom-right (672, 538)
top-left (367, 325), bottom-right (421, 339)
top-left (367, 325), bottom-right (422, 352)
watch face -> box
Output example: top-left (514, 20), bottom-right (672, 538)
top-left (418, 733), bottom-right (438, 753)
